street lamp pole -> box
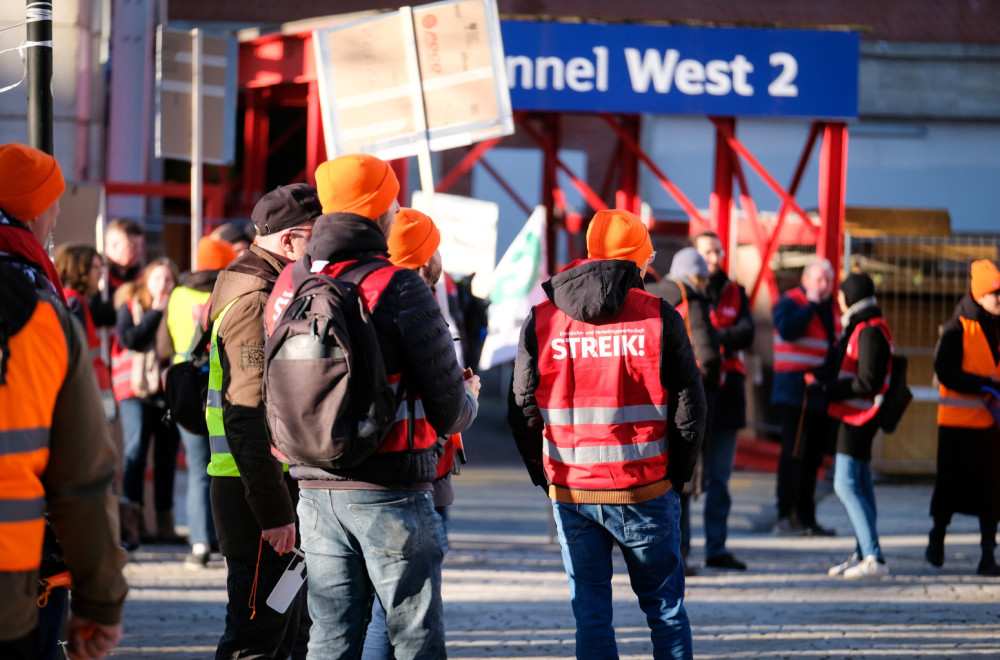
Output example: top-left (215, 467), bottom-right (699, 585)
top-left (26, 0), bottom-right (54, 154)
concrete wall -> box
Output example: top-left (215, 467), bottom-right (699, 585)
top-left (0, 0), bottom-right (108, 181)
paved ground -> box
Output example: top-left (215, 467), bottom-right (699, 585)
top-left (109, 404), bottom-right (1000, 659)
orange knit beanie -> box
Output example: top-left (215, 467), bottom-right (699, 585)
top-left (0, 143), bottom-right (65, 220)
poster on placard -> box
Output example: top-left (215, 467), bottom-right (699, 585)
top-left (312, 0), bottom-right (512, 160)
top-left (52, 181), bottom-right (104, 247)
top-left (411, 191), bottom-right (498, 299)
top-left (477, 206), bottom-right (547, 370)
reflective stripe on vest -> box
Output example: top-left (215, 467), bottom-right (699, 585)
top-left (773, 287), bottom-right (835, 373)
top-left (712, 280), bottom-right (747, 377)
top-left (533, 288), bottom-right (669, 491)
top-left (938, 316), bottom-right (1000, 429)
top-left (0, 300), bottom-right (66, 571)
top-left (206, 299), bottom-right (241, 477)
top-left (63, 288), bottom-right (113, 392)
top-left (828, 318), bottom-right (893, 425)
top-left (315, 260), bottom-right (440, 457)
top-left (167, 286), bottom-right (210, 364)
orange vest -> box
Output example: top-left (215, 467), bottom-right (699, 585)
top-left (533, 289), bottom-right (669, 491)
top-left (0, 300), bottom-right (67, 571)
top-left (938, 316), bottom-right (1000, 429)
top-left (828, 318), bottom-right (893, 426)
top-left (773, 287), bottom-right (838, 373)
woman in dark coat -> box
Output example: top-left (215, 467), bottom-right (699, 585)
top-left (928, 259), bottom-right (1000, 575)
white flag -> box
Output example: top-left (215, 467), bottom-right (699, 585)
top-left (478, 206), bottom-right (548, 370)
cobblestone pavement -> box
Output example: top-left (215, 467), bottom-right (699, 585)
top-left (112, 464), bottom-right (1000, 659)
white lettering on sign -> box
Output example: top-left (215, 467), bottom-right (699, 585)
top-left (508, 48), bottom-right (797, 99)
top-left (507, 47), bottom-right (609, 92)
top-left (550, 332), bottom-right (645, 360)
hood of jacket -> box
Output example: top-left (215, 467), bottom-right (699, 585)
top-left (208, 244), bottom-right (285, 320)
top-left (306, 212), bottom-right (389, 264)
top-left (179, 268), bottom-right (219, 293)
top-left (542, 258), bottom-right (644, 323)
top-left (955, 291), bottom-right (1000, 327)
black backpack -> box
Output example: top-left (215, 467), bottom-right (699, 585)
top-left (262, 259), bottom-right (398, 469)
top-left (162, 317), bottom-right (213, 435)
top-left (879, 354), bottom-right (913, 434)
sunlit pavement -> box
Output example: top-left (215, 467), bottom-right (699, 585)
top-left (115, 464), bottom-right (1000, 659)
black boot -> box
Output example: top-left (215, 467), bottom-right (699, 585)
top-left (925, 526), bottom-right (945, 567)
top-left (977, 517), bottom-right (1000, 576)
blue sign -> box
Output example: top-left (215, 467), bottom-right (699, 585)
top-left (499, 21), bottom-right (859, 119)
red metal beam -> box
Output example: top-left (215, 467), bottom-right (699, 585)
top-left (478, 157), bottom-right (533, 217)
top-left (600, 113), bottom-right (706, 224)
top-left (305, 81), bottom-right (326, 187)
top-left (518, 116), bottom-right (608, 214)
top-left (711, 117), bottom-right (735, 272)
top-left (436, 137), bottom-right (503, 193)
top-left (539, 114), bottom-right (560, 276)
top-left (711, 118), bottom-right (817, 233)
top-left (615, 115), bottom-right (641, 215)
top-left (747, 122), bottom-right (821, 307)
top-left (818, 122), bottom-right (848, 271)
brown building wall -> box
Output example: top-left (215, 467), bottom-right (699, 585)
top-left (170, 0), bottom-right (1000, 44)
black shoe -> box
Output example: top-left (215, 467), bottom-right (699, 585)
top-left (804, 523), bottom-right (836, 537)
top-left (976, 557), bottom-right (1000, 576)
top-left (925, 538), bottom-right (945, 567)
top-left (705, 552), bottom-right (747, 570)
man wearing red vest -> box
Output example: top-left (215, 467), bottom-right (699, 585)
top-left (0, 142), bottom-right (127, 659)
top-left (270, 155), bottom-right (472, 659)
top-left (772, 258), bottom-right (839, 536)
top-left (510, 208), bottom-right (706, 659)
top-left (694, 231), bottom-right (755, 570)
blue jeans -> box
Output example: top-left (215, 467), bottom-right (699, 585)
top-left (120, 397), bottom-right (179, 511)
top-left (703, 428), bottom-right (738, 559)
top-left (551, 489), bottom-right (692, 660)
top-left (362, 506), bottom-right (449, 660)
top-left (178, 427), bottom-right (217, 547)
top-left (833, 453), bottom-right (883, 560)
top-left (297, 488), bottom-right (446, 660)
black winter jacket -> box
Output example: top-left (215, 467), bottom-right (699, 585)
top-left (646, 277), bottom-right (722, 388)
top-left (824, 302), bottom-right (892, 458)
top-left (508, 259), bottom-right (707, 489)
top-left (292, 213), bottom-right (468, 486)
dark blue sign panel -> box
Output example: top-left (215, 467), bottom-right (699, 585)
top-left (499, 21), bottom-right (859, 119)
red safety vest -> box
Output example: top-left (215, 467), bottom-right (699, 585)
top-left (711, 279), bottom-right (747, 378)
top-left (269, 259), bottom-right (439, 458)
top-left (938, 316), bottom-right (1000, 429)
top-left (533, 288), bottom-right (669, 491)
top-left (0, 299), bottom-right (66, 571)
top-left (828, 318), bottom-right (893, 426)
top-left (63, 288), bottom-right (113, 396)
top-left (773, 287), bottom-right (839, 373)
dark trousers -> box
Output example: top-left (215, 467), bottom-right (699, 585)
top-left (216, 554), bottom-right (303, 660)
top-left (0, 628), bottom-right (39, 660)
top-left (776, 404), bottom-right (830, 526)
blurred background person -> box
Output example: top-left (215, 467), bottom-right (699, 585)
top-left (771, 258), bottom-right (839, 537)
top-left (112, 257), bottom-right (184, 549)
top-left (647, 247), bottom-right (720, 576)
top-left (91, 218), bottom-right (145, 329)
top-left (929, 259), bottom-right (1000, 575)
top-left (693, 231), bottom-right (754, 571)
top-left (819, 273), bottom-right (893, 579)
top-left (211, 221), bottom-right (254, 258)
top-left (55, 243), bottom-right (117, 423)
top-left (157, 236), bottom-right (237, 569)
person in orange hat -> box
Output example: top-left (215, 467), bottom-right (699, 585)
top-left (0, 144), bottom-right (127, 660)
top-left (929, 259), bottom-right (1000, 575)
top-left (266, 156), bottom-right (472, 659)
top-left (509, 208), bottom-right (704, 658)
top-left (358, 208), bottom-right (481, 660)
top-left (155, 236), bottom-right (239, 568)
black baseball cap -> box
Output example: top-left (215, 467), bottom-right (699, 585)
top-left (251, 184), bottom-right (322, 236)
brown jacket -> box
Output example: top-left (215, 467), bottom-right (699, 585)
top-left (207, 245), bottom-right (296, 559)
top-left (0, 264), bottom-right (128, 640)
